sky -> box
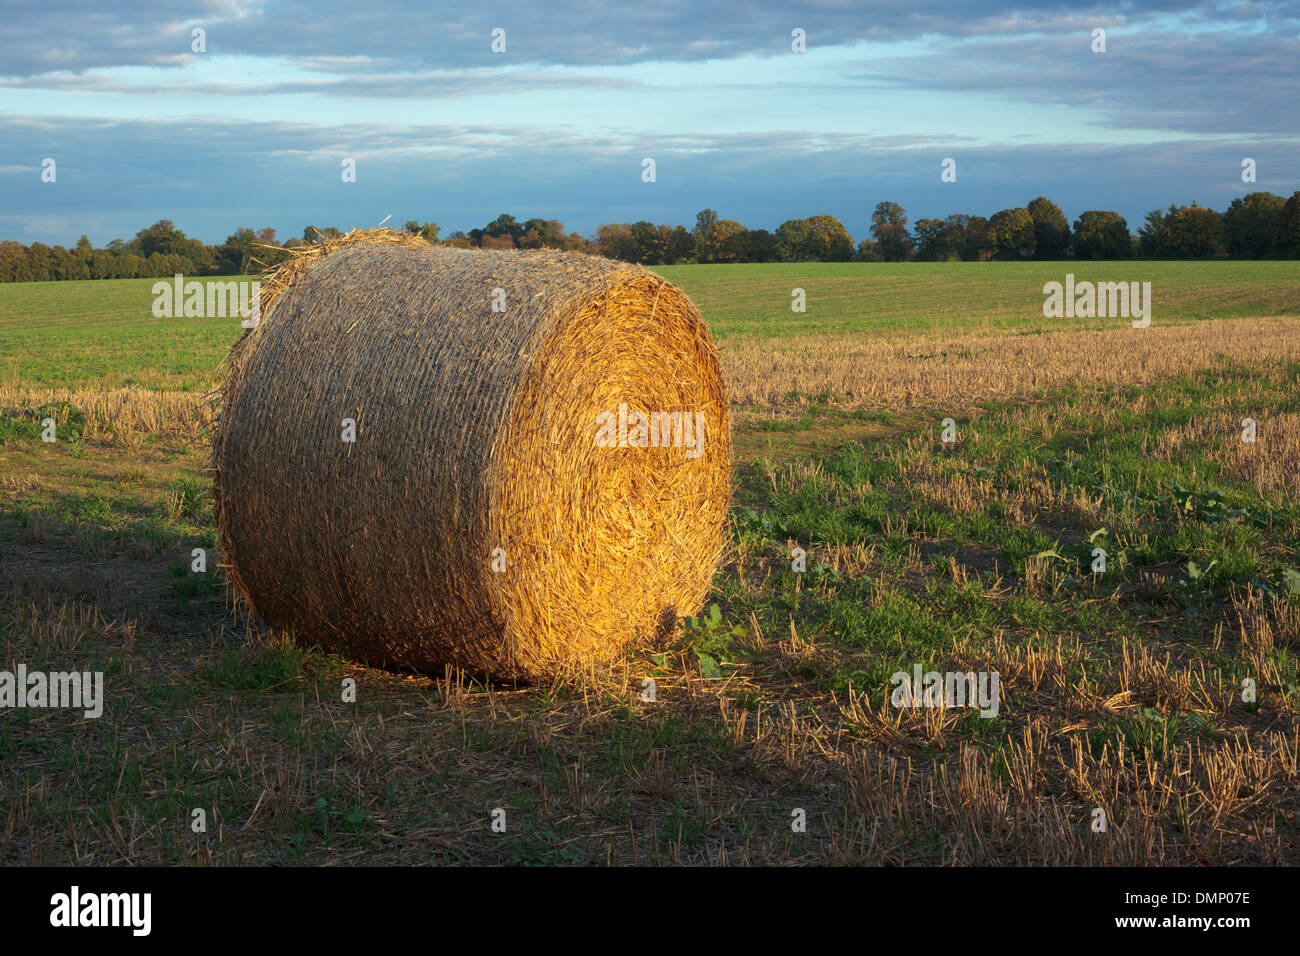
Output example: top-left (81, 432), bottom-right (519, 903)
top-left (0, 0), bottom-right (1297, 247)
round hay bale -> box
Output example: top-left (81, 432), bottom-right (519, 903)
top-left (212, 229), bottom-right (730, 680)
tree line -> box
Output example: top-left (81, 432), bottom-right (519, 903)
top-left (2, 192), bottom-right (1298, 282)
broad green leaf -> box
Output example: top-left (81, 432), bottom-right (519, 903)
top-left (697, 654), bottom-right (721, 679)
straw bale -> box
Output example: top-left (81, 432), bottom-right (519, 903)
top-left (212, 229), bottom-right (730, 679)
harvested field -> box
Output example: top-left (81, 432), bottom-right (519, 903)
top-left (1, 262), bottom-right (1297, 864)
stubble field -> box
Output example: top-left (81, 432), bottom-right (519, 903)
top-left (1, 260), bottom-right (1298, 864)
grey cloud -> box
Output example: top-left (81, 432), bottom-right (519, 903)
top-left (1, 1), bottom-right (1274, 77)
top-left (847, 27), bottom-right (1300, 135)
top-left (2, 67), bottom-right (649, 98)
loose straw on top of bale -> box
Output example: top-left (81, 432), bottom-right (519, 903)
top-left (211, 228), bottom-right (731, 681)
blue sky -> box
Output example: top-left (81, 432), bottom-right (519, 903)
top-left (1, 1), bottom-right (1296, 246)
